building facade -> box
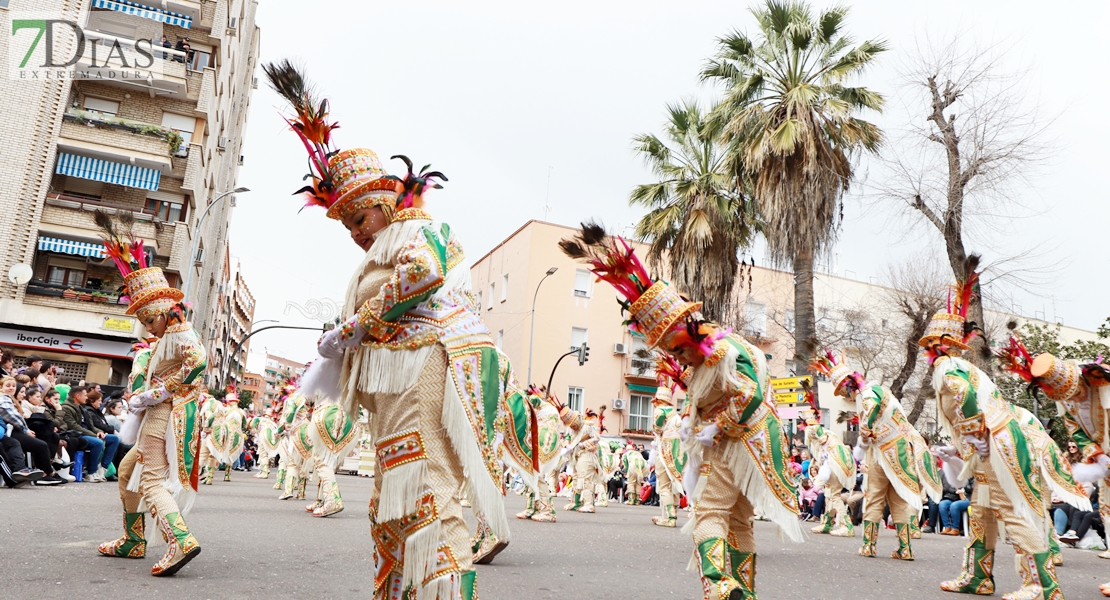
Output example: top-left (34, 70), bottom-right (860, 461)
top-left (239, 370), bottom-right (264, 411)
top-left (262, 353), bottom-right (305, 405)
top-left (207, 258), bottom-right (253, 386)
top-left (471, 220), bottom-right (1101, 443)
top-left (0, 0), bottom-right (260, 385)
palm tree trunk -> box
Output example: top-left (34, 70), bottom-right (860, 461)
top-left (793, 246), bottom-right (817, 371)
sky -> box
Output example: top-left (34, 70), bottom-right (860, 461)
top-left (231, 0), bottom-right (1110, 369)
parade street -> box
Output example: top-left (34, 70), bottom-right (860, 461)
top-left (1, 473), bottom-right (1104, 600)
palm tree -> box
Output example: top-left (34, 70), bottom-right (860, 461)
top-left (701, 0), bottom-right (885, 366)
top-left (629, 99), bottom-right (757, 323)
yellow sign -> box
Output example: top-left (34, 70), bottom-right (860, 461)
top-left (775, 391), bottom-right (805, 405)
top-left (770, 375), bottom-right (812, 391)
top-left (102, 317), bottom-right (135, 333)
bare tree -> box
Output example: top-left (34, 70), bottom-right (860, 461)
top-left (874, 35), bottom-right (1052, 365)
top-left (881, 259), bottom-right (947, 424)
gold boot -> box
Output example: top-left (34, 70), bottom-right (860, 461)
top-left (97, 512), bottom-right (146, 558)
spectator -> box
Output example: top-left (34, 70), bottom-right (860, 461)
top-left (1057, 487), bottom-right (1104, 546)
top-left (13, 382), bottom-right (27, 415)
top-left (25, 385), bottom-right (65, 471)
top-left (19, 354), bottom-right (43, 374)
top-left (55, 376), bottom-right (72, 403)
top-left (58, 386), bottom-right (112, 482)
top-left (174, 37), bottom-right (192, 64)
top-left (798, 477), bottom-right (819, 520)
top-left (103, 397), bottom-right (126, 431)
top-left (799, 448), bottom-right (812, 478)
top-left (19, 370), bottom-right (36, 386)
top-left (1, 427), bottom-right (44, 487)
top-left (159, 35), bottom-right (172, 60)
top-left (36, 362), bottom-right (53, 389)
top-left (790, 446), bottom-right (802, 464)
top-left (83, 390), bottom-right (121, 480)
top-left (0, 377), bottom-right (65, 485)
top-left (842, 471), bottom-right (866, 526)
top-left (0, 349), bottom-right (13, 378)
top-left (21, 384), bottom-right (45, 418)
top-left (42, 388), bottom-right (78, 476)
top-left (938, 479), bottom-right (973, 535)
top-left (1065, 439), bottom-right (1082, 465)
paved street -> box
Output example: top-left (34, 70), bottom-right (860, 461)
top-left (2, 474), bottom-right (1107, 599)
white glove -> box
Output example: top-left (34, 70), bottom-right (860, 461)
top-left (853, 445), bottom-right (865, 463)
top-left (318, 317), bottom-right (366, 359)
top-left (1098, 454), bottom-right (1110, 468)
top-left (932, 445), bottom-right (958, 461)
top-left (678, 417), bottom-right (692, 443)
top-left (696, 423), bottom-right (720, 448)
top-left (814, 461), bottom-right (832, 487)
top-left (963, 434), bottom-right (989, 458)
top-left (129, 386), bottom-right (169, 409)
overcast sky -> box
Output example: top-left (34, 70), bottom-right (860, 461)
top-left (231, 0), bottom-right (1110, 369)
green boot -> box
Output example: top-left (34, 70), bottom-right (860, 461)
top-left (830, 512), bottom-right (855, 537)
top-left (516, 492), bottom-right (537, 520)
top-left (562, 493), bottom-right (582, 512)
top-left (940, 511), bottom-right (995, 596)
top-left (295, 475), bottom-right (308, 499)
top-left (725, 541), bottom-right (757, 599)
top-left (97, 512), bottom-right (146, 558)
top-left (273, 467), bottom-right (285, 490)
top-left (859, 521), bottom-right (879, 557)
top-left (223, 464), bottom-right (232, 482)
top-left (811, 512), bottom-right (833, 534)
top-left (909, 520), bottom-right (922, 539)
top-left (1029, 551), bottom-right (1063, 600)
top-left (1048, 530), bottom-right (1063, 566)
top-left (891, 523), bottom-right (914, 560)
top-left (151, 511), bottom-right (201, 577)
top-left (653, 503), bottom-right (677, 527)
top-left (696, 538), bottom-right (751, 599)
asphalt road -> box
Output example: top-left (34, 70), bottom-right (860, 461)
top-left (3, 473), bottom-right (1107, 599)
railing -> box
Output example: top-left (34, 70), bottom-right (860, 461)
top-left (627, 359), bottom-right (655, 378)
top-left (83, 29), bottom-right (189, 63)
top-left (63, 109), bottom-right (183, 156)
top-left (26, 280), bottom-right (128, 305)
top-left (45, 193), bottom-right (184, 225)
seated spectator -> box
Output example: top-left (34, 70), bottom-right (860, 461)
top-left (57, 386), bottom-right (113, 482)
top-left (0, 377), bottom-right (65, 485)
top-left (13, 382), bottom-right (28, 416)
top-left (36, 362), bottom-right (53, 390)
top-left (21, 384), bottom-right (45, 418)
top-left (790, 446), bottom-right (802, 465)
top-left (54, 376), bottom-right (72, 403)
top-left (19, 354), bottom-right (43, 375)
top-left (1056, 486), bottom-right (1105, 547)
top-left (842, 471), bottom-right (866, 526)
top-left (800, 449), bottom-right (812, 477)
top-left (798, 477), bottom-right (819, 520)
top-left (103, 396), bottom-right (127, 432)
top-left (939, 479), bottom-right (972, 535)
top-left (0, 426), bottom-right (44, 487)
top-left (83, 390), bottom-right (121, 480)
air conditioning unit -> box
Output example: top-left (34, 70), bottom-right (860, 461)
top-left (613, 343), bottom-right (627, 355)
top-left (251, 77), bottom-right (258, 89)
top-left (573, 289), bottom-right (588, 297)
top-left (217, 137), bottom-right (228, 150)
top-left (227, 17), bottom-right (238, 35)
top-left (194, 247), bottom-right (205, 265)
top-left (612, 398), bottom-right (626, 410)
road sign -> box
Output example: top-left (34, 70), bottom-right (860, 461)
top-left (774, 391), bottom-right (805, 405)
top-left (770, 375), bottom-right (812, 391)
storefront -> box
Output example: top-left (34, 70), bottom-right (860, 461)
top-left (0, 325), bottom-right (136, 386)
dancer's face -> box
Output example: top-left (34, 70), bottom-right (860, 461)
top-left (342, 207), bottom-right (389, 252)
top-left (142, 313), bottom-right (168, 338)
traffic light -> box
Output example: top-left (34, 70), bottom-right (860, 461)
top-left (577, 343), bottom-right (590, 366)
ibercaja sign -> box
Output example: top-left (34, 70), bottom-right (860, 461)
top-left (7, 9), bottom-right (165, 81)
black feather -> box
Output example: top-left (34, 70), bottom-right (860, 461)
top-left (390, 155), bottom-right (414, 174)
top-left (1006, 320), bottom-right (1019, 331)
top-left (558, 239), bottom-right (588, 259)
top-left (964, 253), bottom-right (981, 278)
top-left (93, 209), bottom-right (117, 239)
top-left (263, 59), bottom-right (314, 115)
top-left (579, 220), bottom-right (607, 246)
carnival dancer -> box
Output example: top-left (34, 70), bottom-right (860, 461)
top-left (596, 437), bottom-right (618, 507)
top-left (277, 390), bottom-right (313, 501)
top-left (271, 384), bottom-right (298, 491)
top-left (995, 332), bottom-right (1110, 586)
top-left (560, 223), bottom-right (803, 600)
top-left (196, 392), bottom-right (224, 485)
top-left (208, 394), bottom-right (246, 482)
top-left (650, 356), bottom-right (688, 527)
top-left (799, 407), bottom-right (858, 538)
top-left (922, 257), bottom-right (1086, 600)
top-left (552, 401), bottom-right (602, 514)
top-left (810, 351), bottom-right (940, 557)
top-left (301, 404), bottom-right (361, 517)
top-left (267, 61), bottom-right (509, 599)
top-left (623, 442), bottom-right (648, 506)
top-left (93, 211), bottom-right (205, 576)
top-left (248, 412), bottom-right (280, 479)
top-left (514, 385), bottom-right (562, 523)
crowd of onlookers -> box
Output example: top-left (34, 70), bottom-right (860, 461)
top-left (788, 433), bottom-right (1106, 552)
top-left (0, 349), bottom-right (130, 488)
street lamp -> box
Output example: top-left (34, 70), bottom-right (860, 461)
top-left (181, 187), bottom-right (249, 302)
top-left (526, 266), bottom-right (558, 385)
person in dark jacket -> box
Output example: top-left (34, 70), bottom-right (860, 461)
top-left (57, 386), bottom-right (113, 482)
top-left (85, 391), bottom-right (129, 476)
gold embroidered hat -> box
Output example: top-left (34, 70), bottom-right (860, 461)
top-left (919, 255), bottom-right (981, 352)
top-left (1030, 353), bottom-right (1083, 401)
top-left (93, 210), bottom-right (183, 318)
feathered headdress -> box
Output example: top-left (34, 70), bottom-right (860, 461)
top-left (560, 221), bottom-right (723, 358)
top-left (920, 254), bottom-right (983, 356)
top-left (996, 328), bottom-right (1044, 400)
top-left (263, 60), bottom-right (341, 211)
top-left (654, 353), bottom-right (687, 392)
top-left (94, 209), bottom-right (147, 276)
top-left (809, 349), bottom-right (865, 395)
top-left (384, 155), bottom-right (447, 213)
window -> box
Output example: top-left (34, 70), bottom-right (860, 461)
top-left (567, 386), bottom-right (583, 413)
top-left (570, 327), bottom-right (588, 351)
top-left (487, 283), bottom-right (495, 310)
top-left (187, 44), bottom-right (214, 72)
top-left (145, 197), bottom-right (187, 222)
top-left (500, 274), bottom-right (509, 302)
top-left (574, 269), bottom-right (592, 297)
top-left (62, 177), bottom-right (103, 200)
top-left (785, 309), bottom-right (795, 333)
top-left (628, 393), bottom-right (653, 432)
top-left (496, 329), bottom-right (504, 349)
top-left (162, 113), bottom-right (196, 157)
top-left (629, 337), bottom-right (652, 375)
top-left (47, 265), bottom-right (85, 287)
top-left (82, 96), bottom-right (119, 116)
top-left (744, 301), bottom-right (767, 338)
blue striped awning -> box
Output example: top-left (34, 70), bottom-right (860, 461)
top-left (38, 237), bottom-right (106, 258)
top-left (91, 0), bottom-right (193, 29)
top-left (55, 152), bottom-right (161, 191)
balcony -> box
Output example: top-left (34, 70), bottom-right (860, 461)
top-left (72, 30), bottom-right (188, 99)
top-left (625, 358), bottom-right (656, 381)
top-left (24, 281), bottom-right (131, 317)
top-left (61, 109), bottom-right (181, 160)
top-left (41, 193), bottom-right (179, 251)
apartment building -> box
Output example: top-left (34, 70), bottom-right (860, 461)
top-left (262, 353), bottom-right (305, 405)
top-left (207, 257), bottom-right (253, 386)
top-left (239, 370), bottom-right (264, 410)
top-left (0, 0), bottom-right (260, 386)
top-left (471, 220), bottom-right (1101, 443)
